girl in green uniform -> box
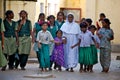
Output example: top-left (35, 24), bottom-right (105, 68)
top-left (2, 10), bottom-right (18, 70)
top-left (17, 10), bottom-right (33, 70)
top-left (0, 18), bottom-right (7, 70)
top-left (55, 11), bottom-right (64, 30)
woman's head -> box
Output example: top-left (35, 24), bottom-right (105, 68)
top-left (57, 11), bottom-right (64, 21)
top-left (38, 13), bottom-right (45, 22)
top-left (85, 18), bottom-right (92, 26)
top-left (99, 13), bottom-right (106, 21)
top-left (102, 18), bottom-right (111, 28)
top-left (67, 13), bottom-right (74, 23)
top-left (5, 10), bottom-right (14, 19)
top-left (48, 15), bottom-right (55, 24)
top-left (41, 22), bottom-right (49, 31)
top-left (56, 30), bottom-right (63, 38)
top-left (19, 10), bottom-right (28, 19)
top-left (80, 22), bottom-right (88, 32)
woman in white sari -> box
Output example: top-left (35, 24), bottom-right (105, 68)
top-left (60, 13), bottom-right (80, 72)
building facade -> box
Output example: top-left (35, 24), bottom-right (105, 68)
top-left (0, 0), bottom-right (120, 52)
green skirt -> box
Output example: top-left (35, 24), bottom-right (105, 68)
top-left (0, 41), bottom-right (8, 67)
top-left (91, 45), bottom-right (98, 64)
top-left (18, 36), bottom-right (31, 55)
top-left (79, 47), bottom-right (93, 65)
top-left (3, 37), bottom-right (17, 55)
top-left (38, 44), bottom-right (50, 68)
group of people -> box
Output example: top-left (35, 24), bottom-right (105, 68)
top-left (0, 10), bottom-right (114, 73)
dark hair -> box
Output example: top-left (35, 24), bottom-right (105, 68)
top-left (80, 22), bottom-right (88, 28)
top-left (38, 13), bottom-right (45, 22)
top-left (57, 11), bottom-right (64, 19)
top-left (103, 18), bottom-right (111, 25)
top-left (19, 10), bottom-right (28, 18)
top-left (56, 30), bottom-right (63, 35)
top-left (85, 18), bottom-right (92, 25)
top-left (100, 13), bottom-right (106, 17)
top-left (49, 15), bottom-right (55, 19)
top-left (5, 10), bottom-right (13, 18)
top-left (41, 21), bottom-right (50, 26)
top-left (89, 25), bottom-right (97, 30)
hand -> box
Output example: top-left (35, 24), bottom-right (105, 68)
top-left (2, 45), bottom-right (4, 50)
top-left (71, 45), bottom-right (74, 49)
top-left (16, 41), bottom-right (19, 46)
top-left (20, 20), bottom-right (24, 26)
top-left (95, 43), bottom-right (99, 48)
top-left (38, 43), bottom-right (41, 48)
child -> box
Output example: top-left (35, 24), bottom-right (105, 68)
top-left (47, 15), bottom-right (58, 70)
top-left (97, 18), bottom-right (114, 73)
top-left (89, 25), bottom-right (100, 72)
top-left (33, 13), bottom-right (45, 68)
top-left (72, 22), bottom-right (96, 72)
top-left (36, 22), bottom-right (54, 72)
top-left (50, 30), bottom-right (66, 71)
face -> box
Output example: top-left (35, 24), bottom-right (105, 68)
top-left (102, 20), bottom-right (108, 28)
top-left (90, 28), bottom-right (96, 34)
top-left (40, 15), bottom-right (45, 21)
top-left (57, 31), bottom-right (62, 38)
top-left (42, 23), bottom-right (48, 31)
top-left (81, 27), bottom-right (87, 32)
top-left (100, 15), bottom-right (105, 20)
top-left (57, 13), bottom-right (64, 20)
top-left (20, 11), bottom-right (27, 19)
top-left (49, 17), bottom-right (55, 23)
top-left (68, 14), bottom-right (74, 23)
top-left (8, 13), bottom-right (14, 19)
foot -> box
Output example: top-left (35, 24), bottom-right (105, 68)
top-left (79, 69), bottom-right (83, 73)
top-left (66, 68), bottom-right (69, 71)
top-left (49, 67), bottom-right (52, 71)
top-left (70, 68), bottom-right (74, 72)
top-left (9, 67), bottom-right (14, 70)
top-left (1, 66), bottom-right (7, 71)
top-left (21, 67), bottom-right (26, 70)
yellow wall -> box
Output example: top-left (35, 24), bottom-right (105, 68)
top-left (96, 0), bottom-right (120, 44)
top-left (60, 0), bottom-right (80, 8)
top-left (4, 0), bottom-right (120, 46)
top-left (6, 1), bottom-right (36, 26)
top-left (0, 0), bottom-right (4, 18)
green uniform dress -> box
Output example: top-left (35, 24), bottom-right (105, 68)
top-left (55, 20), bottom-right (64, 30)
top-left (33, 22), bottom-right (42, 67)
top-left (3, 19), bottom-right (17, 55)
top-left (0, 18), bottom-right (8, 67)
top-left (3, 19), bottom-right (17, 69)
top-left (17, 19), bottom-right (32, 69)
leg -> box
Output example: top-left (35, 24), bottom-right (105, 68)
top-left (8, 54), bottom-right (15, 69)
top-left (1, 54), bottom-right (8, 71)
top-left (79, 64), bottom-right (83, 72)
top-left (19, 54), bottom-right (28, 70)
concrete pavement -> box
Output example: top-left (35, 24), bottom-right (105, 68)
top-left (0, 53), bottom-right (120, 80)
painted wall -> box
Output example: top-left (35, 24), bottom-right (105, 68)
top-left (0, 0), bottom-right (4, 18)
top-left (6, 1), bottom-right (36, 27)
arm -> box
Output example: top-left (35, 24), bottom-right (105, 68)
top-left (71, 39), bottom-right (81, 49)
top-left (1, 32), bottom-right (4, 50)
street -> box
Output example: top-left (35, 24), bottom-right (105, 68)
top-left (0, 53), bottom-right (120, 80)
